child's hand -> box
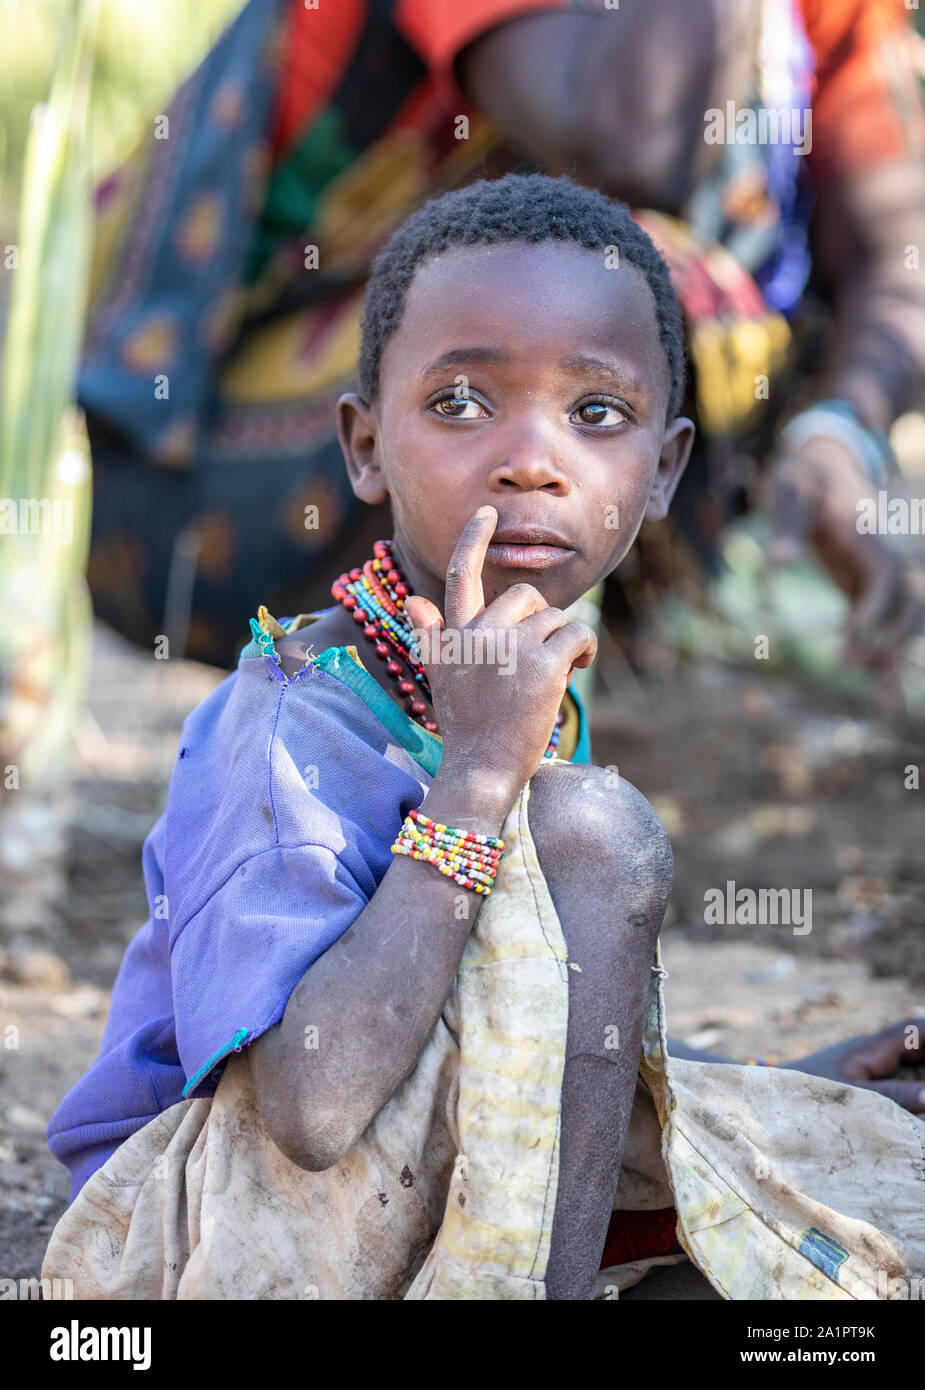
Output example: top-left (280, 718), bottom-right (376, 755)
top-left (404, 505), bottom-right (597, 806)
top-left (789, 1018), bottom-right (925, 1114)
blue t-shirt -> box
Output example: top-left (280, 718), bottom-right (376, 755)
top-left (46, 615), bottom-right (591, 1203)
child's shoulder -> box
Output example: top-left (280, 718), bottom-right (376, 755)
top-left (161, 606), bottom-right (425, 916)
top-left (171, 604), bottom-right (426, 841)
top-left (250, 606), bottom-right (346, 678)
top-left (179, 608), bottom-right (379, 779)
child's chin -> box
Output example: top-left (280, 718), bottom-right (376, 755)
top-left (487, 569), bottom-right (581, 608)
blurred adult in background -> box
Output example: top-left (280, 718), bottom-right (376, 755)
top-left (81, 0), bottom-right (925, 671)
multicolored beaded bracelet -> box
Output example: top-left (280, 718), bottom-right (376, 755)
top-left (391, 807), bottom-right (506, 895)
top-left (407, 807), bottom-right (504, 849)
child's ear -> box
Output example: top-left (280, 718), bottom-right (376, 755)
top-left (336, 393), bottom-right (389, 505)
top-left (646, 416), bottom-right (695, 522)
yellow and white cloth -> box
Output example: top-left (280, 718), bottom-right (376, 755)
top-left (43, 772), bottom-right (925, 1299)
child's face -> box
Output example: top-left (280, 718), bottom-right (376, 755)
top-left (338, 240), bottom-right (693, 612)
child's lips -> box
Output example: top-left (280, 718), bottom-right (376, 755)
top-left (485, 541), bottom-right (576, 569)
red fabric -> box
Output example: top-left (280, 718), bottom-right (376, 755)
top-left (270, 0), bottom-right (923, 173)
top-left (395, 0), bottom-right (567, 106)
top-left (599, 1206), bottom-right (679, 1269)
top-left (270, 0), bottom-right (569, 158)
top-left (269, 0), bottom-right (367, 160)
top-left (801, 0), bottom-right (925, 177)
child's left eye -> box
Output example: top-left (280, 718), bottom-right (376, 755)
top-left (432, 396), bottom-right (488, 419)
top-left (572, 401), bottom-right (626, 427)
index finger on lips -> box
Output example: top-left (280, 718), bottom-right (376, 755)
top-left (444, 506), bottom-right (497, 630)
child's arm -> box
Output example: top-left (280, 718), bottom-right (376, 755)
top-left (252, 770), bottom-right (511, 1170)
top-left (669, 1023), bottom-right (925, 1115)
top-left (251, 507), bottom-right (597, 1171)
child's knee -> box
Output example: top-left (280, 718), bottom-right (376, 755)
top-left (528, 762), bottom-right (671, 863)
top-left (527, 763), bottom-right (673, 930)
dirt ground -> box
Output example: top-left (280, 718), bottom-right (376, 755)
top-left (1, 620), bottom-right (923, 1282)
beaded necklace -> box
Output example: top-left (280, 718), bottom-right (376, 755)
top-left (331, 539), bottom-right (565, 758)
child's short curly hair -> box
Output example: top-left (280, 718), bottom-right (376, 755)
top-left (358, 172), bottom-right (686, 419)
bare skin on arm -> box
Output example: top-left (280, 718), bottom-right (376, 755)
top-left (457, 0), bottom-right (754, 213)
top-left (767, 156), bottom-right (925, 673)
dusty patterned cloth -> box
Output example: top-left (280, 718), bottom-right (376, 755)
top-left (42, 770), bottom-right (925, 1300)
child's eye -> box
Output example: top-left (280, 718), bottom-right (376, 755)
top-left (572, 400), bottom-right (627, 427)
top-left (432, 396), bottom-right (489, 419)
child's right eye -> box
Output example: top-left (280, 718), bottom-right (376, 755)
top-left (432, 396), bottom-right (489, 419)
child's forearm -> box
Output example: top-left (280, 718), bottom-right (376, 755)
top-left (250, 763), bottom-right (517, 1171)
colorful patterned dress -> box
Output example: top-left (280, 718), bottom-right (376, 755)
top-left (80, 0), bottom-right (924, 665)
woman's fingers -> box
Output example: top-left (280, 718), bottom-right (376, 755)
top-left (443, 506), bottom-right (498, 630)
top-left (846, 566), bottom-right (924, 671)
top-left (843, 552), bottom-right (902, 658)
top-left (766, 455), bottom-right (816, 567)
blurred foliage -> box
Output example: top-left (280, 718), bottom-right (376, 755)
top-left (0, 0), bottom-right (244, 242)
top-left (0, 0), bottom-right (247, 778)
top-left (0, 0), bottom-right (99, 778)
top-left (0, 0), bottom-right (245, 832)
top-left (0, 0), bottom-right (241, 785)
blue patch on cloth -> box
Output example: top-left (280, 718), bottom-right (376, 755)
top-left (182, 1027), bottom-right (250, 1098)
top-left (248, 617), bottom-right (278, 663)
top-left (798, 1228), bottom-right (850, 1281)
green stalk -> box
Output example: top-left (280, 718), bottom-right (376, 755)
top-left (0, 0), bottom-right (99, 779)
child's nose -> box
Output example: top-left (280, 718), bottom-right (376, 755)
top-left (487, 429), bottom-right (570, 493)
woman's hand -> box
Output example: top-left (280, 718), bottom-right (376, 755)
top-left (788, 1018), bottom-right (925, 1115)
top-left (403, 505), bottom-right (597, 810)
top-left (765, 435), bottom-right (924, 685)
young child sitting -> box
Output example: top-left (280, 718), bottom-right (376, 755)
top-left (44, 174), bottom-right (925, 1301)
